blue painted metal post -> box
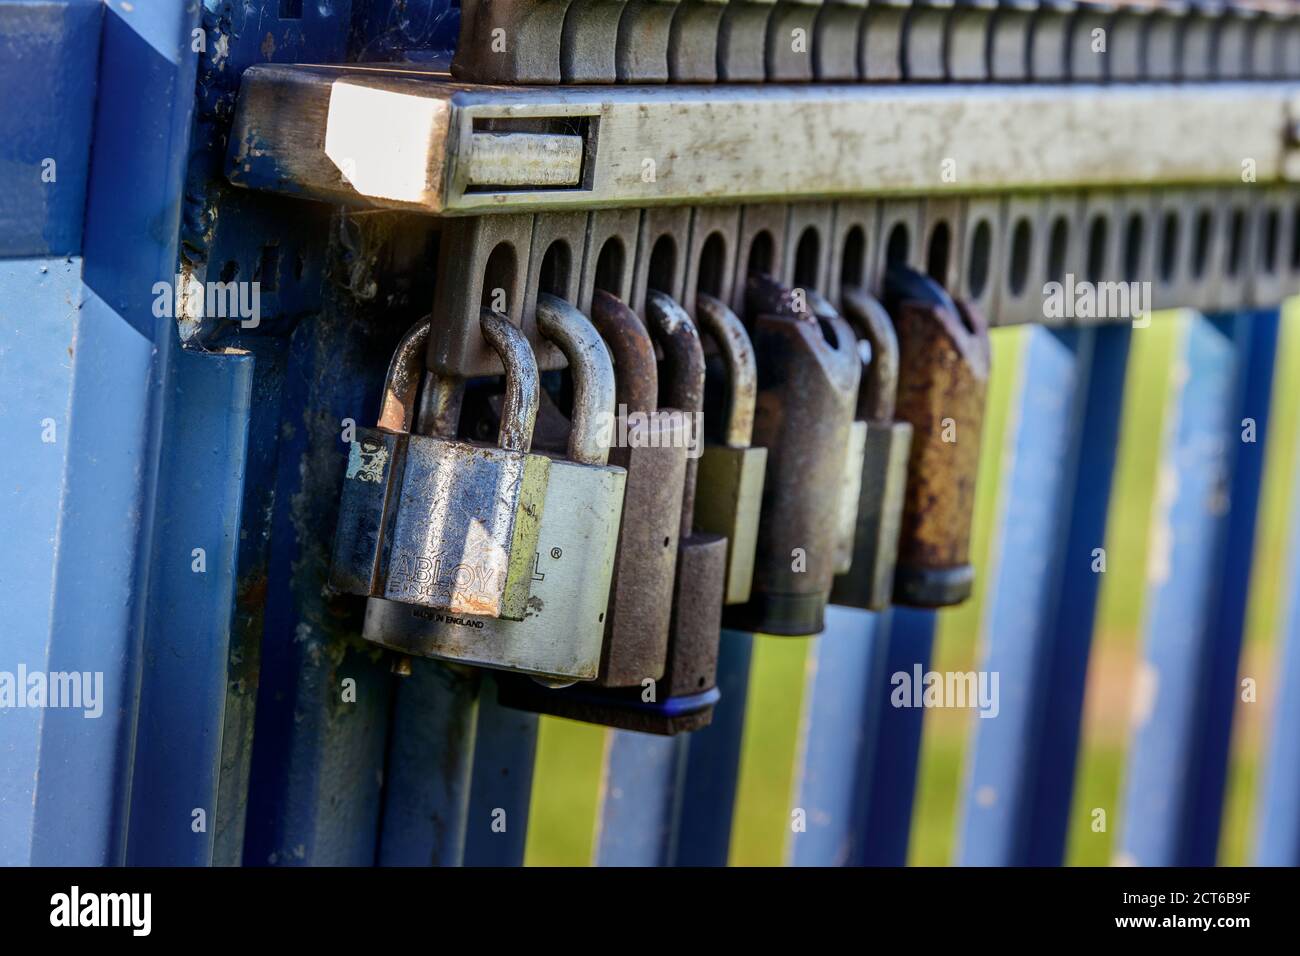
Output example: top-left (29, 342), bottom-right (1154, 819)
top-left (1118, 309), bottom-right (1279, 866)
top-left (1256, 428), bottom-right (1300, 865)
top-left (787, 608), bottom-right (890, 866)
top-left (860, 607), bottom-right (937, 865)
top-left (378, 663), bottom-right (482, 866)
top-left (958, 325), bottom-right (1131, 865)
top-left (126, 349), bottom-right (255, 866)
top-left (461, 679), bottom-right (540, 866)
top-left (671, 629), bottom-right (755, 865)
top-left (595, 732), bottom-right (689, 866)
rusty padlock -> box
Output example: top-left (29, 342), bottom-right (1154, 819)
top-left (723, 274), bottom-right (861, 637)
top-left (692, 292), bottom-right (767, 605)
top-left (883, 264), bottom-right (990, 607)
top-left (497, 291), bottom-right (727, 734)
top-left (588, 288), bottom-right (689, 687)
top-left (830, 285), bottom-right (914, 610)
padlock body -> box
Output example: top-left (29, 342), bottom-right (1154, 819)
top-left (598, 419), bottom-right (689, 688)
top-left (831, 418), bottom-right (913, 610)
top-left (693, 443), bottom-right (767, 605)
top-left (832, 420), bottom-right (870, 575)
top-left (891, 299), bottom-right (989, 607)
top-left (496, 530), bottom-right (727, 735)
top-left (724, 313), bottom-right (860, 636)
top-left (385, 434), bottom-right (550, 620)
top-left (329, 427), bottom-right (407, 597)
top-left (364, 458), bottom-right (625, 683)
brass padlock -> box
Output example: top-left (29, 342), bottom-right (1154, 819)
top-left (590, 288), bottom-right (688, 687)
top-left (692, 292), bottom-right (767, 605)
top-left (329, 311), bottom-right (550, 621)
top-left (830, 285), bottom-right (914, 610)
top-left (362, 295), bottom-right (627, 684)
top-left (723, 274), bottom-right (860, 637)
top-left (884, 265), bottom-right (990, 608)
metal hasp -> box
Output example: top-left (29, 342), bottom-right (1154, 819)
top-left (830, 287), bottom-right (914, 610)
top-left (452, 0), bottom-right (574, 83)
top-left (330, 312), bottom-right (552, 622)
top-left (814, 0), bottom-right (868, 80)
top-left (884, 265), bottom-right (990, 607)
top-left (724, 273), bottom-right (861, 636)
top-left (226, 66), bottom-right (1300, 214)
top-left (365, 296), bottom-right (626, 684)
top-left (617, 0), bottom-right (682, 81)
top-left (718, 0), bottom-right (777, 81)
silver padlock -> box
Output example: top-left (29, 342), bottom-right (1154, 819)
top-left (330, 311), bottom-right (550, 621)
top-left (363, 295), bottom-right (627, 685)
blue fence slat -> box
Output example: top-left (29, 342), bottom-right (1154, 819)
top-left (461, 681), bottom-right (540, 866)
top-left (125, 348), bottom-right (255, 866)
top-left (378, 663), bottom-right (482, 866)
top-left (0, 0), bottom-right (103, 257)
top-left (787, 607), bottom-right (890, 866)
top-left (671, 629), bottom-right (755, 866)
top-left (595, 732), bottom-right (689, 866)
top-left (1118, 309), bottom-right (1277, 866)
top-left (1256, 431), bottom-right (1300, 865)
top-left (958, 324), bottom-right (1131, 865)
top-left (859, 607), bottom-right (937, 865)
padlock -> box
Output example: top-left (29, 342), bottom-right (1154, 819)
top-left (884, 264), bottom-right (990, 608)
top-left (362, 294), bottom-right (627, 684)
top-left (329, 311), bottom-right (550, 621)
top-left (830, 285), bottom-right (914, 610)
top-left (724, 274), bottom-right (861, 637)
top-left (496, 291), bottom-right (727, 734)
top-left (807, 288), bottom-right (870, 579)
top-left (692, 293), bottom-right (767, 605)
top-left (589, 288), bottom-right (689, 687)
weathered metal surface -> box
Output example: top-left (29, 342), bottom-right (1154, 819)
top-left (591, 290), bottom-right (685, 687)
top-left (226, 67), bottom-right (1300, 215)
top-left (725, 274), bottom-right (861, 636)
top-left (886, 266), bottom-right (990, 607)
top-left (451, 0), bottom-right (572, 83)
top-left (830, 287), bottom-right (913, 610)
top-left (693, 294), bottom-right (767, 605)
top-left (959, 325), bottom-right (1131, 866)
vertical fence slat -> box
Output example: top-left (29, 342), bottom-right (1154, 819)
top-left (787, 607), bottom-right (890, 866)
top-left (461, 680), bottom-right (539, 866)
top-left (860, 608), bottom-right (938, 864)
top-left (1118, 309), bottom-right (1278, 866)
top-left (594, 732), bottom-right (689, 866)
top-left (1257, 420), bottom-right (1300, 865)
top-left (671, 629), bottom-right (755, 865)
top-left (377, 663), bottom-right (481, 866)
top-left (958, 324), bottom-right (1131, 865)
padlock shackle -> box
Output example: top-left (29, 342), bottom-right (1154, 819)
top-left (590, 289), bottom-right (659, 415)
top-left (841, 285), bottom-right (900, 423)
top-left (644, 290), bottom-right (705, 416)
top-left (536, 294), bottom-right (616, 467)
top-left (378, 316), bottom-right (433, 434)
top-left (696, 293), bottom-right (757, 449)
top-left (480, 308), bottom-right (541, 453)
top-left (645, 289), bottom-right (706, 536)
